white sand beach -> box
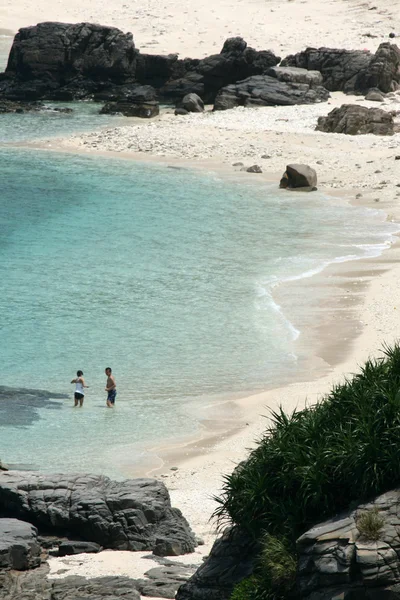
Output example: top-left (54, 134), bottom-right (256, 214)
top-left (1, 0), bottom-right (400, 594)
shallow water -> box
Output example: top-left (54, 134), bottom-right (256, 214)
top-left (0, 140), bottom-right (398, 476)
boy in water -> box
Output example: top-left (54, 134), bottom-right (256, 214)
top-left (105, 367), bottom-right (117, 407)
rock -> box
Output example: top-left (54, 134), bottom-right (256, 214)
top-left (282, 43), bottom-right (400, 94)
top-left (159, 38), bottom-right (280, 103)
top-left (136, 565), bottom-right (197, 599)
top-left (58, 541), bottom-right (102, 556)
top-left (178, 92), bottom-right (204, 113)
top-left (365, 89), bottom-right (385, 101)
top-left (267, 66), bottom-right (323, 86)
top-left (316, 104), bottom-right (395, 135)
top-left (0, 472), bottom-right (196, 555)
top-left (0, 518), bottom-right (41, 570)
top-left (0, 460), bottom-right (8, 471)
top-left (246, 165), bottom-right (263, 173)
top-left (93, 84), bottom-right (157, 103)
top-left (296, 488), bottom-right (400, 599)
top-left (279, 164), bottom-right (317, 190)
top-left (174, 107), bottom-right (189, 115)
top-left (176, 527), bottom-right (260, 600)
top-left (0, 22), bottom-right (137, 100)
top-left (214, 74), bottom-right (329, 110)
top-left (389, 32), bottom-right (397, 39)
top-left (100, 100), bottom-right (159, 117)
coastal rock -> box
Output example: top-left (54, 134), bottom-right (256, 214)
top-left (174, 107), bottom-right (190, 115)
top-left (0, 518), bottom-right (41, 570)
top-left (159, 37), bottom-right (281, 103)
top-left (178, 92), bottom-right (204, 113)
top-left (365, 89), bottom-right (385, 101)
top-left (176, 526), bottom-right (260, 600)
top-left (282, 43), bottom-right (400, 94)
top-left (100, 100), bottom-right (160, 117)
top-left (316, 104), bottom-right (395, 135)
top-left (136, 564), bottom-right (197, 599)
top-left (0, 460), bottom-right (8, 471)
top-left (246, 165), bottom-right (263, 173)
top-left (297, 488), bottom-right (400, 598)
top-left (0, 21), bottom-right (137, 100)
top-left (93, 83), bottom-right (157, 103)
top-left (279, 164), bottom-right (317, 190)
top-left (57, 541), bottom-right (102, 556)
top-left (0, 472), bottom-right (196, 555)
top-left (213, 74), bottom-right (329, 110)
top-left (266, 66), bottom-right (324, 86)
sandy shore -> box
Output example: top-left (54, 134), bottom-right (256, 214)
top-left (1, 0), bottom-right (400, 593)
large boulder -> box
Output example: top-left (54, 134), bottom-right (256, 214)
top-left (282, 43), bottom-right (400, 94)
top-left (0, 472), bottom-right (196, 555)
top-left (176, 527), bottom-right (260, 600)
top-left (279, 164), bottom-right (317, 190)
top-left (316, 104), bottom-right (395, 135)
top-left (178, 92), bottom-right (204, 112)
top-left (213, 74), bottom-right (329, 110)
top-left (0, 518), bottom-right (41, 570)
top-left (0, 21), bottom-right (137, 100)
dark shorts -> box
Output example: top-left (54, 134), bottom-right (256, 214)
top-left (107, 389), bottom-right (117, 404)
top-left (74, 392), bottom-right (84, 400)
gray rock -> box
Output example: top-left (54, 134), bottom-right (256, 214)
top-left (282, 43), bottom-right (400, 94)
top-left (58, 541), bottom-right (102, 556)
top-left (100, 101), bottom-right (159, 117)
top-left (174, 107), bottom-right (189, 115)
top-left (316, 104), bottom-right (394, 135)
top-left (0, 472), bottom-right (196, 555)
top-left (213, 74), bottom-right (329, 110)
top-left (246, 165), bottom-right (263, 173)
top-left (365, 89), bottom-right (385, 101)
top-left (176, 526), bottom-right (260, 600)
top-left (179, 92), bottom-right (204, 113)
top-left (0, 518), bottom-right (41, 570)
top-left (136, 565), bottom-right (197, 599)
top-left (267, 66), bottom-right (323, 86)
top-left (279, 164), bottom-right (317, 190)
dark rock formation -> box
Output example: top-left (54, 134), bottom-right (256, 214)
top-left (100, 100), bottom-right (159, 117)
top-left (267, 66), bottom-right (323, 86)
top-left (174, 108), bottom-right (189, 116)
top-left (246, 165), bottom-right (263, 173)
top-left (282, 43), bottom-right (400, 94)
top-left (297, 488), bottom-right (400, 599)
top-left (57, 541), bottom-right (102, 556)
top-left (0, 21), bottom-right (137, 100)
top-left (93, 83), bottom-right (157, 103)
top-left (160, 39), bottom-right (280, 104)
top-left (365, 88), bottom-right (385, 101)
top-left (177, 93), bottom-right (204, 113)
top-left (279, 164), bottom-right (317, 190)
top-left (213, 74), bottom-right (329, 110)
top-left (0, 518), bottom-right (41, 570)
top-left (176, 527), bottom-right (260, 600)
top-left (136, 564), bottom-right (198, 599)
top-left (0, 472), bottom-right (196, 555)
top-left (316, 104), bottom-right (395, 135)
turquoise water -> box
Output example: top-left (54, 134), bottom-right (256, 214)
top-left (0, 104), bottom-right (399, 477)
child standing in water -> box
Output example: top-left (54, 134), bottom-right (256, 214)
top-left (105, 367), bottom-right (117, 407)
top-left (71, 370), bottom-right (89, 407)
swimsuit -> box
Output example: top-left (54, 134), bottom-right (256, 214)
top-left (107, 389), bottom-right (117, 404)
top-left (75, 379), bottom-right (84, 400)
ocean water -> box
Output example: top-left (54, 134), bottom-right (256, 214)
top-left (1, 106), bottom-right (399, 477)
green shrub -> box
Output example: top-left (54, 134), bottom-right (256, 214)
top-left (261, 535), bottom-right (296, 591)
top-left (214, 343), bottom-right (400, 545)
top-left (230, 576), bottom-right (258, 600)
top-left (356, 507), bottom-right (385, 540)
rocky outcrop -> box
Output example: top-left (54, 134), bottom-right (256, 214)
top-left (0, 518), bottom-right (41, 570)
top-left (267, 66), bottom-right (324, 86)
top-left (282, 43), bottom-right (400, 94)
top-left (176, 527), bottom-right (260, 600)
top-left (279, 164), bottom-right (317, 190)
top-left (57, 541), bottom-right (102, 556)
top-left (213, 73), bottom-right (329, 110)
top-left (100, 100), bottom-right (159, 117)
top-left (0, 22), bottom-right (137, 100)
top-left (0, 472), bottom-right (196, 555)
top-left (0, 25), bottom-right (280, 103)
top-left (297, 488), bottom-right (400, 599)
top-left (316, 104), bottom-right (395, 135)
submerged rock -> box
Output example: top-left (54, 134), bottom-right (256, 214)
top-left (0, 472), bottom-right (197, 555)
top-left (100, 100), bottom-right (159, 117)
top-left (316, 103), bottom-right (395, 135)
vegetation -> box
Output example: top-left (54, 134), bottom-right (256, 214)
top-left (213, 344), bottom-right (400, 599)
top-left (356, 507), bottom-right (385, 541)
